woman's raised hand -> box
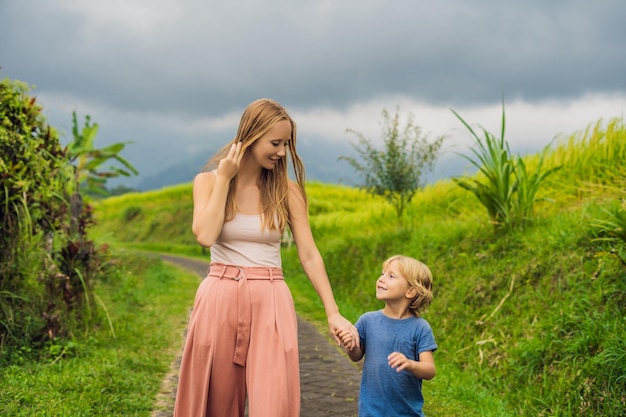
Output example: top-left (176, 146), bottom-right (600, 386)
top-left (217, 142), bottom-right (244, 180)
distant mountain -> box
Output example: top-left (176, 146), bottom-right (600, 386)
top-left (120, 137), bottom-right (464, 192)
top-left (136, 152), bottom-right (210, 191)
top-left (134, 139), bottom-right (361, 191)
top-left (296, 140), bottom-right (360, 185)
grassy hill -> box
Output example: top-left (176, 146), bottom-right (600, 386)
top-left (90, 117), bottom-right (626, 416)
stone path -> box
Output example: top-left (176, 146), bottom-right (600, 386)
top-left (152, 254), bottom-right (362, 417)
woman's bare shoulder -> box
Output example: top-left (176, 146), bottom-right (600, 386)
top-left (194, 170), bottom-right (217, 182)
top-left (193, 171), bottom-right (217, 190)
top-left (287, 180), bottom-right (305, 196)
top-left (287, 179), bottom-right (303, 191)
top-left (287, 180), bottom-right (307, 209)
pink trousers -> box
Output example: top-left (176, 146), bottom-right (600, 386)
top-left (173, 263), bottom-right (300, 417)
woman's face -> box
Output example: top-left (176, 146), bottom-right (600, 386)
top-left (249, 119), bottom-right (292, 170)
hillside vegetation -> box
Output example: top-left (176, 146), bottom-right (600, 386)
top-left (90, 117), bottom-right (626, 416)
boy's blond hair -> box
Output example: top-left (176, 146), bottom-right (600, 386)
top-left (383, 255), bottom-right (433, 316)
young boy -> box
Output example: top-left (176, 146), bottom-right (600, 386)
top-left (336, 255), bottom-right (437, 417)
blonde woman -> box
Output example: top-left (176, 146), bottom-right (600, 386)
top-left (173, 98), bottom-right (358, 417)
top-left (337, 255), bottom-right (437, 417)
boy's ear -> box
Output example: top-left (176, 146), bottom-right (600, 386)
top-left (405, 286), bottom-right (417, 299)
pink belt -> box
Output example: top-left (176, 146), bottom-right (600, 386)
top-left (208, 262), bottom-right (284, 366)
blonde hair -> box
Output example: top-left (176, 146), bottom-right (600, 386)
top-left (383, 255), bottom-right (433, 316)
top-left (203, 98), bottom-right (306, 232)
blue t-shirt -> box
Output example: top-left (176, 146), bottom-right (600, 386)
top-left (355, 310), bottom-right (437, 417)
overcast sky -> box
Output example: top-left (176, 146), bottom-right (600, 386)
top-left (2, 0), bottom-right (625, 188)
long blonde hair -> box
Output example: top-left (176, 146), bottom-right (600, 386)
top-left (383, 255), bottom-right (433, 316)
top-left (203, 98), bottom-right (306, 231)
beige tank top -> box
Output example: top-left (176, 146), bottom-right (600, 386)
top-left (210, 213), bottom-right (282, 268)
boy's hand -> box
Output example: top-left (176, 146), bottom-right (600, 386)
top-left (328, 313), bottom-right (359, 350)
top-left (334, 328), bottom-right (357, 350)
top-left (388, 350), bottom-right (436, 379)
top-left (388, 351), bottom-right (410, 372)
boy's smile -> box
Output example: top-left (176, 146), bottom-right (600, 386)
top-left (375, 261), bottom-right (412, 302)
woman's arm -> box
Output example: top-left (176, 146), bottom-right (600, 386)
top-left (287, 181), bottom-right (359, 349)
top-left (192, 142), bottom-right (242, 247)
top-left (191, 172), bottom-right (226, 247)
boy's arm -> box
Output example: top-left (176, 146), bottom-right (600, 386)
top-left (346, 345), bottom-right (364, 362)
top-left (388, 350), bottom-right (436, 380)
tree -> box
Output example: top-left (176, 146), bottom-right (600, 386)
top-left (67, 111), bottom-right (138, 197)
top-left (340, 108), bottom-right (445, 221)
top-left (65, 111), bottom-right (138, 235)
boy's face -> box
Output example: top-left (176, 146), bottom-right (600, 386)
top-left (376, 261), bottom-right (415, 302)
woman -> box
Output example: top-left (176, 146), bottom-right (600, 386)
top-left (173, 98), bottom-right (359, 417)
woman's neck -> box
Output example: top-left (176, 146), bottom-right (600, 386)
top-left (237, 157), bottom-right (261, 187)
top-left (237, 165), bottom-right (261, 187)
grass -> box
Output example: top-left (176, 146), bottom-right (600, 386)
top-left (5, 116), bottom-right (624, 416)
top-left (91, 183), bottom-right (197, 247)
top-left (0, 254), bottom-right (199, 417)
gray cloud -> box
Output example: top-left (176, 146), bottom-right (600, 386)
top-left (3, 0), bottom-right (625, 114)
top-left (2, 0), bottom-right (625, 188)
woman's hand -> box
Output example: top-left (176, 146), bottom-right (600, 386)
top-left (335, 325), bottom-right (364, 362)
top-left (328, 313), bottom-right (359, 350)
top-left (217, 142), bottom-right (243, 180)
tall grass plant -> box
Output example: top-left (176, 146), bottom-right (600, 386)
top-left (450, 103), bottom-right (561, 232)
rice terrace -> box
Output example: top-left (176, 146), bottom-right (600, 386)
top-left (1, 75), bottom-right (625, 416)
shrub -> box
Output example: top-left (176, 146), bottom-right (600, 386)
top-left (0, 76), bottom-right (114, 362)
top-left (340, 107), bottom-right (445, 222)
top-left (0, 77), bottom-right (70, 349)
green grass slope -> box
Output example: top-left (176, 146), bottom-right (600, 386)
top-left (0, 255), bottom-right (200, 416)
top-left (90, 117), bottom-right (626, 416)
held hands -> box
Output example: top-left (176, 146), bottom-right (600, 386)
top-left (217, 142), bottom-right (244, 180)
top-left (328, 313), bottom-right (359, 350)
top-left (335, 328), bottom-right (358, 351)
